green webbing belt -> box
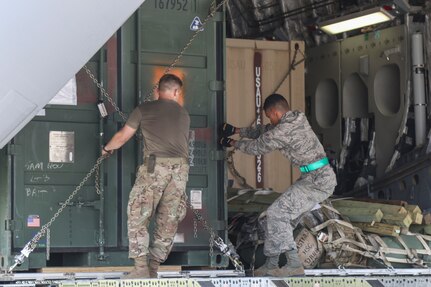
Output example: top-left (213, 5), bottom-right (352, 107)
top-left (299, 157), bottom-right (329, 173)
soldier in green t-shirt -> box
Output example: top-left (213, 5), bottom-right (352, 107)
top-left (103, 74), bottom-right (190, 278)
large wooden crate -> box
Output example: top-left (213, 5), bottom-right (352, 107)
top-left (226, 39), bottom-right (305, 193)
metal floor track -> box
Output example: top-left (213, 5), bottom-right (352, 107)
top-left (1, 269), bottom-right (431, 287)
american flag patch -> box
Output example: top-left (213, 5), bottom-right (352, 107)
top-left (27, 215), bottom-right (40, 227)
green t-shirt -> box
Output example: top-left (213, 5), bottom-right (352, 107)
top-left (126, 99), bottom-right (190, 159)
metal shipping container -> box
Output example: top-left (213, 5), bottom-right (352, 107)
top-left (0, 0), bottom-right (227, 271)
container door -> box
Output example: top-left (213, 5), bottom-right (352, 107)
top-left (117, 0), bottom-right (227, 267)
top-left (10, 59), bottom-right (119, 268)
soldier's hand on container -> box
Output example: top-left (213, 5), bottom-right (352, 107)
top-left (219, 137), bottom-right (235, 148)
top-left (220, 123), bottom-right (238, 137)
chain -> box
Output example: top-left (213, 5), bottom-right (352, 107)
top-left (95, 166), bottom-right (101, 195)
top-left (209, 233), bottom-right (215, 258)
top-left (193, 218), bottom-right (198, 239)
top-left (226, 150), bottom-right (254, 189)
top-left (83, 66), bottom-right (128, 122)
top-left (8, 154), bottom-right (110, 272)
top-left (185, 194), bottom-right (217, 241)
top-left (184, 194), bottom-right (244, 272)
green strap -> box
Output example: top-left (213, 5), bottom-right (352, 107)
top-left (299, 157), bottom-right (329, 173)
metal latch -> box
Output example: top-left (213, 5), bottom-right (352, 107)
top-left (97, 101), bottom-right (108, 118)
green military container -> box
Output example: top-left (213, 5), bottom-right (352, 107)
top-left (0, 0), bottom-right (227, 271)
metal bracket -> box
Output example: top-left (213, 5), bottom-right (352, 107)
top-left (209, 81), bottom-right (224, 91)
top-left (210, 150), bottom-right (225, 161)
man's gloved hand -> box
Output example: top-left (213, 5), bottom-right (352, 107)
top-left (220, 137), bottom-right (234, 148)
top-left (220, 123), bottom-right (236, 137)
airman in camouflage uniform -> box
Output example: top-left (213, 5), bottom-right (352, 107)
top-left (220, 94), bottom-right (337, 277)
top-left (103, 74), bottom-right (190, 278)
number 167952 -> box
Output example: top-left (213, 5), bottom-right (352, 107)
top-left (155, 0), bottom-right (190, 11)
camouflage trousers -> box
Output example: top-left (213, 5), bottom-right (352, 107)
top-left (264, 165), bottom-right (337, 256)
top-left (127, 157), bottom-right (189, 262)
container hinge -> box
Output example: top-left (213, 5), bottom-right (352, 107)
top-left (5, 219), bottom-right (17, 231)
top-left (7, 144), bottom-right (21, 155)
top-left (209, 81), bottom-right (225, 92)
top-left (210, 150), bottom-right (225, 161)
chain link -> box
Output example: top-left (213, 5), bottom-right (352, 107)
top-left (184, 193), bottom-right (244, 272)
top-left (95, 166), bottom-right (101, 195)
top-left (83, 65), bottom-right (128, 122)
top-left (209, 233), bottom-right (215, 258)
top-left (226, 150), bottom-right (254, 189)
top-left (193, 218), bottom-right (198, 239)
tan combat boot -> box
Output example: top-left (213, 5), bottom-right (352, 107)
top-left (123, 256), bottom-right (150, 279)
top-left (274, 250), bottom-right (305, 277)
top-left (149, 258), bottom-right (161, 278)
top-left (253, 256), bottom-right (280, 277)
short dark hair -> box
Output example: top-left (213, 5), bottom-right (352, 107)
top-left (263, 93), bottom-right (290, 111)
top-left (158, 74), bottom-right (183, 91)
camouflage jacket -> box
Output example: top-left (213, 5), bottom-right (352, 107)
top-left (235, 110), bottom-right (327, 167)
